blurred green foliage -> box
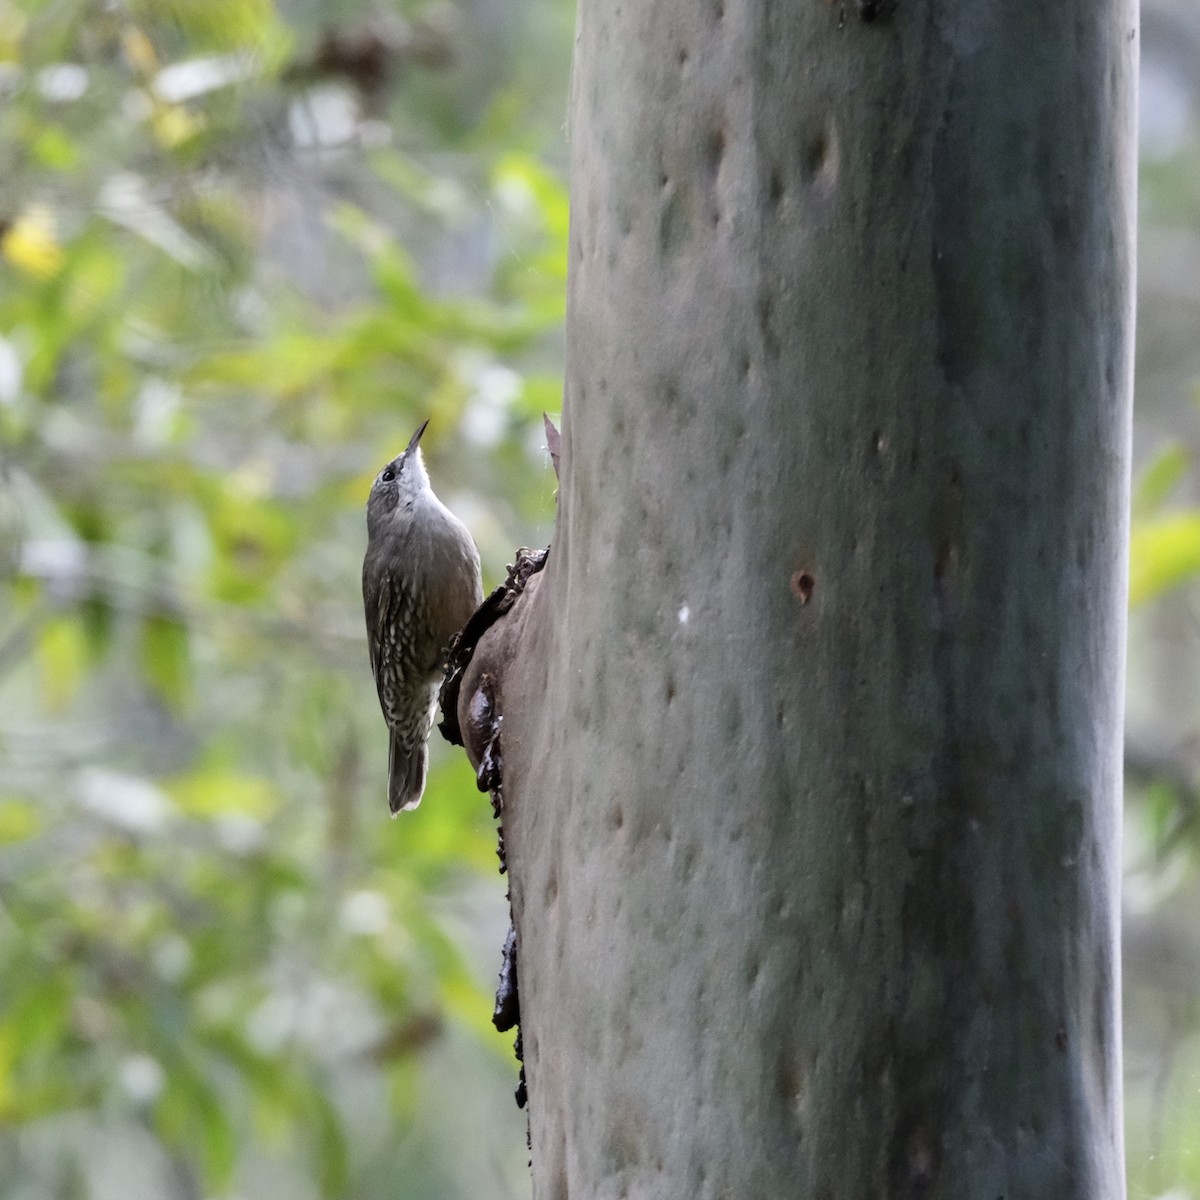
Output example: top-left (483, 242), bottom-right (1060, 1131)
top-left (1120, 46), bottom-right (1200, 1193)
top-left (0, 0), bottom-right (565, 1196)
top-left (1132, 443), bottom-right (1200, 610)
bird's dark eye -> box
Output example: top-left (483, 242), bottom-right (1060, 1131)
top-left (381, 467), bottom-right (395, 483)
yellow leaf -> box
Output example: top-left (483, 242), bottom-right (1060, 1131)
top-left (152, 103), bottom-right (204, 148)
top-left (122, 26), bottom-right (159, 74)
top-left (0, 4), bottom-right (27, 60)
top-left (2, 207), bottom-right (65, 279)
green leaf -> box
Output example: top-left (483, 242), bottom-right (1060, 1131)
top-left (0, 1024), bottom-right (17, 1121)
top-left (154, 1057), bottom-right (237, 1189)
top-left (493, 153), bottom-right (570, 247)
top-left (139, 613), bottom-right (192, 709)
top-left (0, 799), bottom-right (44, 845)
top-left (1129, 511), bottom-right (1200, 608)
top-left (1132, 442), bottom-right (1190, 518)
top-left (128, 0), bottom-right (289, 57)
top-left (305, 1088), bottom-right (349, 1198)
top-left (31, 125), bottom-right (80, 171)
top-left (36, 614), bottom-right (87, 710)
top-left (167, 770), bottom-right (278, 819)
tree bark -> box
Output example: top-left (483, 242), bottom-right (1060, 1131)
top-left (460, 2), bottom-right (1136, 1196)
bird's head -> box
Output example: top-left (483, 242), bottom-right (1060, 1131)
top-left (366, 419), bottom-right (432, 536)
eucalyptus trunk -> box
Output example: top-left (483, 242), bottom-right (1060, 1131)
top-left (461, 2), bottom-right (1137, 1196)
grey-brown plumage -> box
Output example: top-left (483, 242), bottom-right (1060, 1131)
top-left (362, 420), bottom-right (483, 813)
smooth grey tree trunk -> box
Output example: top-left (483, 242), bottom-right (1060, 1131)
top-left (463, 2), bottom-right (1137, 1197)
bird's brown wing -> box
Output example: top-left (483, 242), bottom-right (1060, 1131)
top-left (362, 553), bottom-right (416, 718)
top-left (427, 544), bottom-right (483, 656)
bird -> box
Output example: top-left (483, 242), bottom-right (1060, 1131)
top-left (362, 419), bottom-right (483, 813)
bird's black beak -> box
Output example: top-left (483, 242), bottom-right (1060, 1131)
top-left (405, 418), bottom-right (429, 458)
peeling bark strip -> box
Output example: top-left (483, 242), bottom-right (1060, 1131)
top-left (493, 923), bottom-right (527, 1111)
top-left (437, 544), bottom-right (548, 1113)
top-left (438, 543), bottom-right (550, 824)
top-left (438, 545), bottom-right (549, 762)
top-left (543, 411), bottom-right (562, 481)
top-left (493, 924), bottom-right (520, 1033)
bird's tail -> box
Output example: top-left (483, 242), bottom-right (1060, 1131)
top-left (388, 730), bottom-right (428, 814)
